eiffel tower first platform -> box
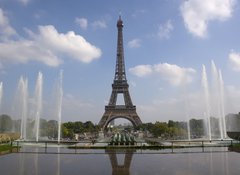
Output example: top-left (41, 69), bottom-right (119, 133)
top-left (98, 16), bottom-right (142, 129)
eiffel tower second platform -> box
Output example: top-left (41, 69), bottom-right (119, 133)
top-left (98, 16), bottom-right (142, 129)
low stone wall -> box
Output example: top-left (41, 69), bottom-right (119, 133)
top-left (0, 133), bottom-right (20, 143)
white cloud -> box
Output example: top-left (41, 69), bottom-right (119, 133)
top-left (129, 63), bottom-right (196, 86)
top-left (0, 24), bottom-right (102, 67)
top-left (91, 20), bottom-right (107, 29)
top-left (35, 25), bottom-right (101, 63)
top-left (0, 39), bottom-right (61, 66)
top-left (180, 0), bottom-right (236, 38)
top-left (129, 65), bottom-right (153, 77)
top-left (229, 51), bottom-right (240, 71)
top-left (158, 20), bottom-right (173, 39)
top-left (0, 8), bottom-right (17, 38)
top-left (75, 17), bottom-right (88, 30)
top-left (154, 63), bottom-right (196, 86)
top-left (128, 38), bottom-right (141, 48)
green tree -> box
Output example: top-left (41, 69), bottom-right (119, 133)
top-left (168, 120), bottom-right (175, 128)
top-left (189, 118), bottom-right (204, 138)
top-left (61, 125), bottom-right (74, 139)
top-left (151, 121), bottom-right (168, 137)
top-left (0, 114), bottom-right (13, 132)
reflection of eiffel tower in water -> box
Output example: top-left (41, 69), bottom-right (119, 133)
top-left (105, 149), bottom-right (135, 175)
top-left (99, 16), bottom-right (142, 129)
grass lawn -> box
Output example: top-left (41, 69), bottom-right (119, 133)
top-left (0, 144), bottom-right (12, 152)
top-left (232, 143), bottom-right (240, 148)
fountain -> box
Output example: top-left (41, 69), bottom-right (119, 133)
top-left (211, 61), bottom-right (222, 138)
top-left (211, 61), bottom-right (227, 139)
top-left (0, 82), bottom-right (3, 113)
top-left (109, 132), bottom-right (135, 145)
top-left (56, 70), bottom-right (63, 143)
top-left (219, 70), bottom-right (227, 139)
top-left (18, 77), bottom-right (28, 140)
top-left (202, 64), bottom-right (212, 140)
top-left (201, 61), bottom-right (227, 140)
top-left (184, 94), bottom-right (191, 140)
top-left (34, 72), bottom-right (43, 142)
top-left (8, 71), bottom-right (63, 142)
top-left (0, 62), bottom-right (228, 142)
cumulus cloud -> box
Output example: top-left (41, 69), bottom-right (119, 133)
top-left (0, 39), bottom-right (61, 66)
top-left (154, 63), bottom-right (196, 86)
top-left (0, 12), bottom-right (102, 67)
top-left (34, 25), bottom-right (101, 63)
top-left (158, 20), bottom-right (173, 39)
top-left (128, 38), bottom-right (141, 48)
top-left (129, 65), bottom-right (153, 77)
top-left (0, 8), bottom-right (17, 38)
top-left (129, 63), bottom-right (196, 86)
top-left (180, 0), bottom-right (236, 38)
top-left (75, 17), bottom-right (88, 30)
top-left (229, 51), bottom-right (240, 72)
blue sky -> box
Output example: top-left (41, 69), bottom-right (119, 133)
top-left (0, 0), bottom-right (240, 124)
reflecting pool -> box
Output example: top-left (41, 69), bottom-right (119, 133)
top-left (0, 146), bottom-right (240, 175)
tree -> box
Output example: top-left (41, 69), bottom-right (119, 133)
top-left (47, 120), bottom-right (58, 138)
top-left (189, 119), bottom-right (204, 138)
top-left (0, 114), bottom-right (13, 132)
top-left (151, 122), bottom-right (168, 137)
top-left (61, 125), bottom-right (74, 139)
top-left (168, 120), bottom-right (175, 128)
top-left (83, 121), bottom-right (95, 132)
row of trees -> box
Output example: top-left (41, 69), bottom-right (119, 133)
top-left (0, 114), bottom-right (99, 140)
top-left (2, 114), bottom-right (239, 140)
top-left (138, 119), bottom-right (204, 139)
top-left (62, 121), bottom-right (99, 139)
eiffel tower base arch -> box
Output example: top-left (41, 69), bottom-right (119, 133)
top-left (98, 17), bottom-right (142, 130)
top-left (98, 106), bottom-right (142, 129)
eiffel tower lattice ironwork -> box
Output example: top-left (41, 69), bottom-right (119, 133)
top-left (98, 16), bottom-right (142, 129)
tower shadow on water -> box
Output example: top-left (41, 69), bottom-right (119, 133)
top-left (105, 149), bottom-right (135, 175)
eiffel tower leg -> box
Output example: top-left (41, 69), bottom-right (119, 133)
top-left (98, 17), bottom-right (142, 130)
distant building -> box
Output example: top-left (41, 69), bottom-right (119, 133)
top-left (226, 112), bottom-right (240, 140)
top-left (226, 113), bottom-right (240, 132)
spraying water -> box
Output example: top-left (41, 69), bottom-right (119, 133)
top-left (0, 82), bottom-right (3, 113)
top-left (201, 65), bottom-right (212, 140)
top-left (57, 70), bottom-right (63, 143)
top-left (211, 61), bottom-right (223, 139)
top-left (183, 89), bottom-right (191, 140)
top-left (18, 77), bottom-right (28, 140)
top-left (219, 70), bottom-right (227, 138)
top-left (211, 60), bottom-right (227, 139)
top-left (34, 72), bottom-right (43, 142)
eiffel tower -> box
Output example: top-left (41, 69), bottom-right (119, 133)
top-left (98, 16), bottom-right (142, 129)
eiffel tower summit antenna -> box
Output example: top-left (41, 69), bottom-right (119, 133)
top-left (98, 17), bottom-right (142, 129)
